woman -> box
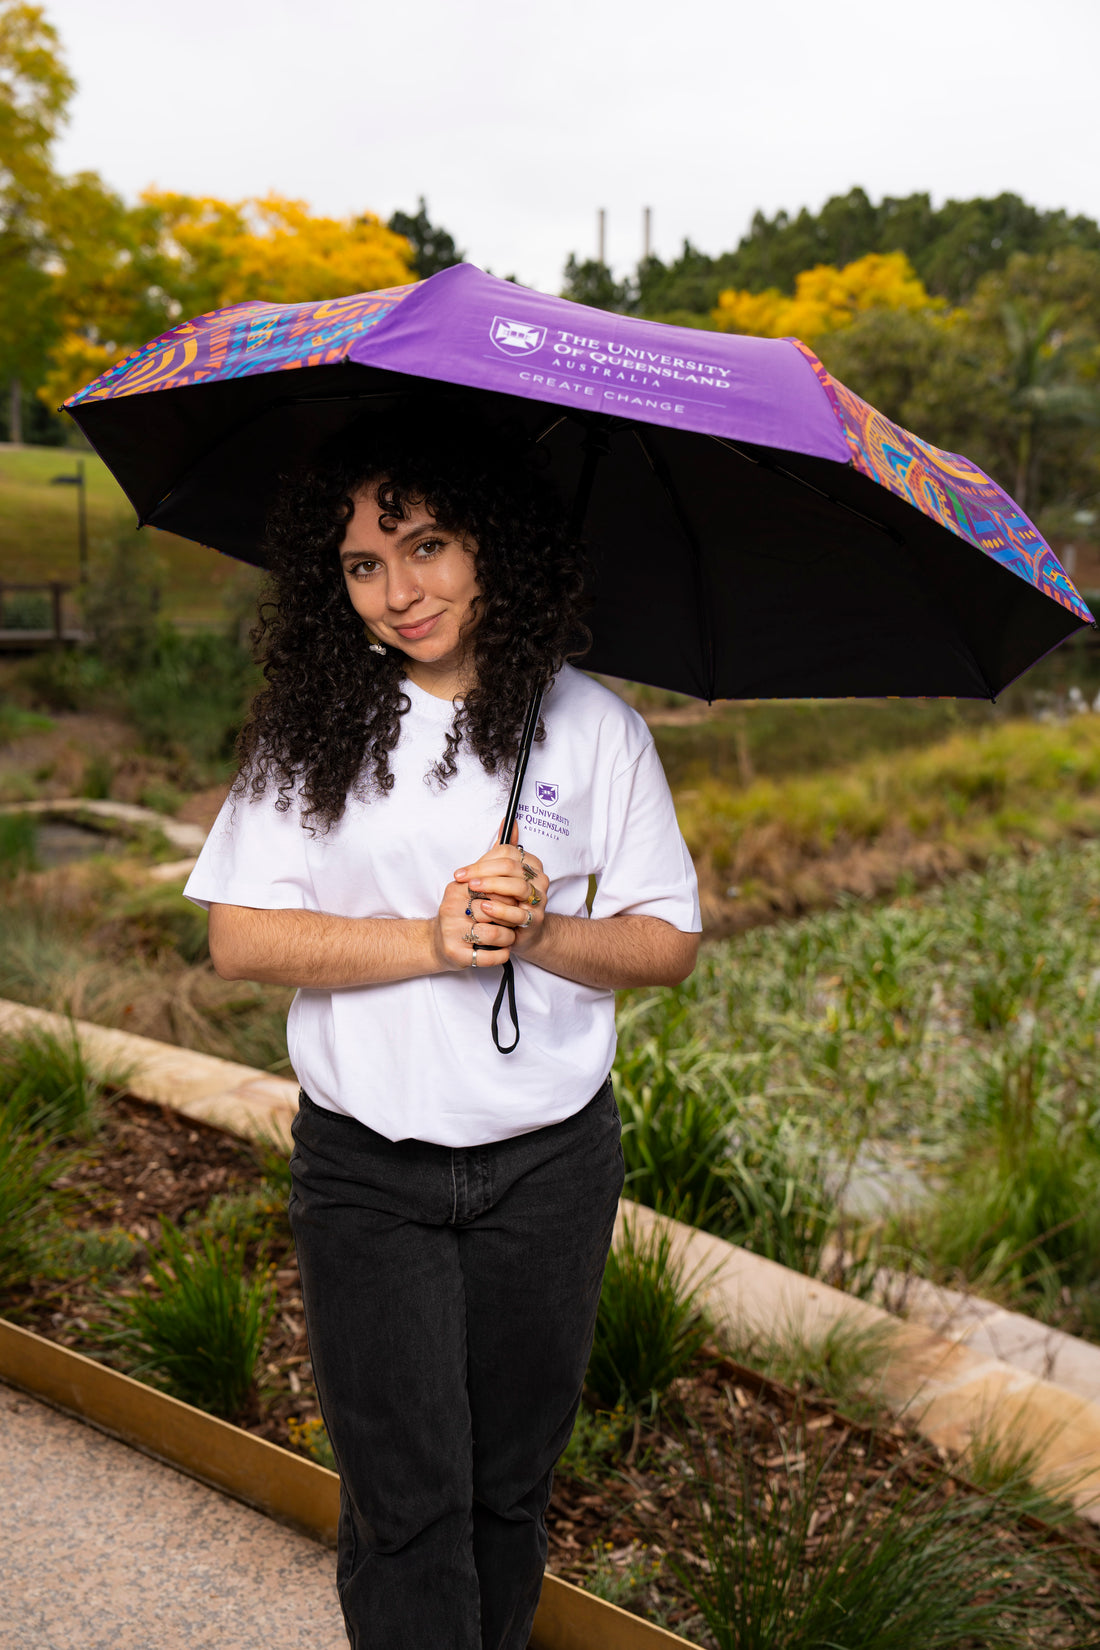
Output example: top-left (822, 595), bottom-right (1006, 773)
top-left (184, 407), bottom-right (700, 1650)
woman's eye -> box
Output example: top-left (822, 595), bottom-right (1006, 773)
top-left (414, 538), bottom-right (444, 559)
top-left (348, 560), bottom-right (378, 578)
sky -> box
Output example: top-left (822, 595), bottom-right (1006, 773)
top-left (43, 0), bottom-right (1100, 293)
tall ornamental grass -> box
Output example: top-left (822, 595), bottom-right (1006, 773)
top-left (106, 1218), bottom-right (274, 1419)
top-left (585, 1218), bottom-right (711, 1412)
top-left (0, 1023), bottom-right (111, 1139)
top-left (677, 1430), bottom-right (1082, 1650)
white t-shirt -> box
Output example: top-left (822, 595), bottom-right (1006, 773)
top-left (184, 665), bottom-right (700, 1146)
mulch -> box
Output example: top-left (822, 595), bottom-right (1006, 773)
top-left (4, 1092), bottom-right (1100, 1644)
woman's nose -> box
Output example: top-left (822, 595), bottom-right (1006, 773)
top-left (387, 569), bottom-right (423, 610)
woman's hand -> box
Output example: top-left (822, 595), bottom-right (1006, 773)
top-left (454, 838), bottom-right (549, 960)
top-left (434, 872), bottom-right (519, 972)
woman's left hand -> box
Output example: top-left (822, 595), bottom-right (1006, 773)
top-left (454, 837), bottom-right (549, 958)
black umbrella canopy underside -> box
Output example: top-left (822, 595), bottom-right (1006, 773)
top-left (70, 362), bottom-right (1085, 703)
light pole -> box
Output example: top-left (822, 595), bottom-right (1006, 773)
top-left (50, 458), bottom-right (87, 584)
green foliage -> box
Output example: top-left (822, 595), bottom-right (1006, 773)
top-left (614, 993), bottom-right (849, 1282)
top-left (0, 810), bottom-right (37, 874)
top-left (386, 197), bottom-right (463, 279)
top-left (959, 1412), bottom-right (1081, 1527)
top-left (122, 626), bottom-right (257, 767)
top-left (725, 1315), bottom-right (897, 1420)
top-left (615, 995), bottom-right (745, 1229)
top-left (0, 701), bottom-right (53, 741)
top-left (185, 1183), bottom-right (288, 1252)
top-left (286, 1415), bottom-right (335, 1470)
top-left (560, 254), bottom-right (632, 312)
top-left (248, 1130), bottom-right (293, 1198)
top-left (80, 526), bottom-right (164, 673)
top-left (586, 1218), bottom-right (711, 1411)
top-left (100, 883), bottom-right (211, 965)
top-left (630, 188), bottom-right (1100, 318)
top-left (2, 589), bottom-right (49, 627)
top-left (106, 1217), bottom-right (274, 1419)
top-left (581, 1544), bottom-right (665, 1616)
top-left (558, 1402), bottom-right (629, 1481)
top-left (0, 1109), bottom-right (67, 1290)
top-left (31, 1219), bottom-right (138, 1281)
top-left (0, 1021), bottom-right (112, 1138)
top-left (676, 1431), bottom-right (1065, 1650)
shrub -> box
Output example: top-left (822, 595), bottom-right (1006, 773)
top-left (106, 1217), bottom-right (274, 1419)
top-left (586, 1218), bottom-right (711, 1411)
top-left (122, 627), bottom-right (257, 768)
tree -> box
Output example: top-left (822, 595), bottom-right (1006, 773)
top-left (560, 254), bottom-right (632, 312)
top-left (41, 192), bottom-right (416, 405)
top-left (0, 1), bottom-right (75, 438)
top-left (387, 197), bottom-right (463, 279)
top-left (712, 252), bottom-right (937, 342)
top-left (628, 190), bottom-right (1100, 321)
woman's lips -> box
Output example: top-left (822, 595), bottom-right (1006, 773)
top-left (394, 613), bottom-right (442, 640)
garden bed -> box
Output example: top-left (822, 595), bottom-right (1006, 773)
top-left (4, 1055), bottom-right (1100, 1646)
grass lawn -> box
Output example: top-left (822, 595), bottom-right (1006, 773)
top-left (0, 443), bottom-right (263, 625)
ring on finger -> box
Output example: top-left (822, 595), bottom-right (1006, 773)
top-left (528, 887), bottom-right (541, 907)
top-left (463, 925), bottom-right (478, 944)
top-left (470, 950), bottom-right (478, 968)
top-left (522, 909), bottom-right (533, 928)
top-left (521, 860), bottom-right (537, 882)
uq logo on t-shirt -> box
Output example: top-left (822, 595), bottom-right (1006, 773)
top-left (519, 781), bottom-right (571, 842)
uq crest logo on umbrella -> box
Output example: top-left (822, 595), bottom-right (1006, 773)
top-left (490, 316), bottom-right (547, 356)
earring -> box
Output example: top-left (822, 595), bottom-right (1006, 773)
top-left (365, 629), bottom-right (387, 656)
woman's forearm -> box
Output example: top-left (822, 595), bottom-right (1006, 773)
top-left (208, 904), bottom-right (442, 987)
top-left (523, 913), bottom-right (699, 991)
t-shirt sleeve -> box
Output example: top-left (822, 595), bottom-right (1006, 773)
top-left (590, 738), bottom-right (701, 932)
top-left (183, 786), bottom-right (318, 913)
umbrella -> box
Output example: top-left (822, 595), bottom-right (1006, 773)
top-left (65, 261), bottom-right (1092, 704)
top-left (64, 263), bottom-right (1094, 1050)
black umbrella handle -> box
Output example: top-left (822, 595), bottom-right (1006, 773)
top-left (484, 685), bottom-right (543, 1054)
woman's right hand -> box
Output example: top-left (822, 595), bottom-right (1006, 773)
top-left (433, 876), bottom-right (518, 972)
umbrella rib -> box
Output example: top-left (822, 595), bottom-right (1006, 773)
top-left (707, 435), bottom-right (905, 547)
top-left (633, 428), bottom-right (716, 702)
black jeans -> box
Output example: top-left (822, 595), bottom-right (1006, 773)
top-left (288, 1078), bottom-right (624, 1650)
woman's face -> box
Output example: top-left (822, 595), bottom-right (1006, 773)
top-left (340, 485), bottom-right (481, 677)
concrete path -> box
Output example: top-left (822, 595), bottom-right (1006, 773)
top-left (0, 1382), bottom-right (347, 1650)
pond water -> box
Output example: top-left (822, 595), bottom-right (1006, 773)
top-left (35, 819), bottom-right (123, 868)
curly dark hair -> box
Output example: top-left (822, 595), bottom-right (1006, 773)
top-left (236, 400), bottom-right (590, 828)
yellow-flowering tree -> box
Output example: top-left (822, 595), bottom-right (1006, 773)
top-left (41, 191), bottom-right (416, 405)
top-left (712, 252), bottom-right (938, 341)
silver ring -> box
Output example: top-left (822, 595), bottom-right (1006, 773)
top-left (463, 926), bottom-right (477, 944)
top-left (470, 951), bottom-right (478, 968)
top-left (522, 909), bottom-right (533, 928)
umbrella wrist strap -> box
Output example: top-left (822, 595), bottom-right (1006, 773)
top-left (490, 962), bottom-right (519, 1054)
top-left (487, 684), bottom-right (544, 1056)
